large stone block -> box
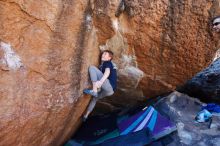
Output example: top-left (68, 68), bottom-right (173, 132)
top-left (0, 0), bottom-right (220, 145)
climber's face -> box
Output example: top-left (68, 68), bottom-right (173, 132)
top-left (213, 17), bottom-right (220, 32)
top-left (101, 52), bottom-right (112, 61)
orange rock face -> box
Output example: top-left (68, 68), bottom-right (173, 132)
top-left (0, 0), bottom-right (98, 145)
top-left (93, 0), bottom-right (220, 97)
top-left (129, 0), bottom-right (219, 97)
top-left (0, 0), bottom-right (220, 145)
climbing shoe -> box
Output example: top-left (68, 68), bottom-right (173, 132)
top-left (83, 89), bottom-right (98, 98)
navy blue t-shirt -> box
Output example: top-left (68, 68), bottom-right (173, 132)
top-left (99, 61), bottom-right (117, 91)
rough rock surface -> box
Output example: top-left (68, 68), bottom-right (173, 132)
top-left (0, 0), bottom-right (97, 145)
top-left (180, 58), bottom-right (220, 103)
top-left (0, 0), bottom-right (220, 145)
top-left (94, 0), bottom-right (220, 111)
top-left (154, 91), bottom-right (220, 146)
top-left (113, 0), bottom-right (219, 97)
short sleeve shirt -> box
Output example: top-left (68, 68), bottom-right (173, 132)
top-left (99, 61), bottom-right (117, 91)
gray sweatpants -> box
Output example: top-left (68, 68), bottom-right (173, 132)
top-left (86, 65), bottom-right (114, 113)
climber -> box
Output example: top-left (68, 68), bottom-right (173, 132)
top-left (82, 50), bottom-right (117, 121)
top-left (212, 16), bottom-right (220, 32)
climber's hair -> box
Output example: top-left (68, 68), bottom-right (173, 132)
top-left (102, 50), bottom-right (114, 60)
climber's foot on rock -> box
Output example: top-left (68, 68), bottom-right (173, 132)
top-left (83, 89), bottom-right (98, 98)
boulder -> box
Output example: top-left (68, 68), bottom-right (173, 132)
top-left (154, 91), bottom-right (220, 146)
top-left (0, 0), bottom-right (96, 145)
top-left (0, 0), bottom-right (220, 145)
top-left (93, 0), bottom-right (219, 98)
top-left (180, 58), bottom-right (220, 103)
